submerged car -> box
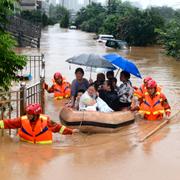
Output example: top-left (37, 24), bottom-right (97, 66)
top-left (96, 34), bottom-right (114, 43)
top-left (69, 25), bottom-right (77, 29)
top-left (105, 39), bottom-right (128, 50)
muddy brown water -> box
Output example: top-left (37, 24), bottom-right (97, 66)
top-left (1, 24), bottom-right (180, 180)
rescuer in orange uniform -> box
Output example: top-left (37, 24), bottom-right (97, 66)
top-left (132, 80), bottom-right (171, 120)
top-left (45, 72), bottom-right (71, 100)
top-left (0, 104), bottom-right (78, 144)
top-left (133, 76), bottom-right (153, 98)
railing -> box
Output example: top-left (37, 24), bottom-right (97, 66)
top-left (6, 16), bottom-right (41, 48)
top-left (19, 54), bottom-right (45, 80)
top-left (0, 54), bottom-right (45, 136)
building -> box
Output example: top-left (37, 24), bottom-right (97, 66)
top-left (58, 0), bottom-right (79, 11)
top-left (20, 0), bottom-right (37, 11)
top-left (37, 0), bottom-right (50, 15)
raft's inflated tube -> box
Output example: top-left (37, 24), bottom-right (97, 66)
top-left (59, 107), bottom-right (135, 133)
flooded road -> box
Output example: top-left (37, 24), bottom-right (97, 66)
top-left (1, 24), bottom-right (180, 180)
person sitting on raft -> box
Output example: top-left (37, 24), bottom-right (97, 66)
top-left (106, 71), bottom-right (114, 80)
top-left (94, 73), bottom-right (105, 90)
top-left (44, 72), bottom-right (71, 100)
top-left (0, 103), bottom-right (78, 144)
top-left (79, 83), bottom-right (113, 112)
top-left (131, 80), bottom-right (171, 121)
top-left (74, 89), bottom-right (85, 110)
top-left (68, 68), bottom-right (89, 107)
top-left (111, 77), bottom-right (118, 91)
top-left (99, 80), bottom-right (120, 111)
top-left (117, 71), bottom-right (134, 110)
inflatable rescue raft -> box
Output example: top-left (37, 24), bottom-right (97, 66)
top-left (59, 107), bottom-right (135, 133)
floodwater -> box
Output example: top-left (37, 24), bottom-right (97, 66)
top-left (1, 24), bottom-right (180, 180)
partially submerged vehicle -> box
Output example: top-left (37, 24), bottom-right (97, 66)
top-left (69, 25), bottom-right (77, 30)
top-left (105, 39), bottom-right (128, 50)
top-left (96, 34), bottom-right (114, 43)
top-left (59, 107), bottom-right (135, 133)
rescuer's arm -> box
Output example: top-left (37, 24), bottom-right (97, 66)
top-left (161, 93), bottom-right (171, 117)
top-left (0, 118), bottom-right (22, 129)
top-left (44, 83), bottom-right (55, 93)
top-left (47, 119), bottom-right (78, 134)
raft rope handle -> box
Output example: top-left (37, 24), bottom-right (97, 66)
top-left (79, 110), bottom-right (84, 130)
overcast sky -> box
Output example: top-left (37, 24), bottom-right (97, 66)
top-left (96, 0), bottom-right (180, 9)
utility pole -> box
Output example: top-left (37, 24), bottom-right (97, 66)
top-left (89, 0), bottom-right (91, 5)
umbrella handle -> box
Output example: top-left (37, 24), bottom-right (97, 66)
top-left (90, 66), bottom-right (92, 79)
top-left (115, 69), bottom-right (120, 77)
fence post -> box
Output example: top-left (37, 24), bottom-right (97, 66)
top-left (40, 54), bottom-right (45, 113)
top-left (20, 82), bottom-right (27, 116)
top-left (18, 32), bottom-right (23, 47)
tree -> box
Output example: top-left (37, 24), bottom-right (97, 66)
top-left (60, 9), bottom-right (70, 28)
top-left (117, 8), bottom-right (165, 46)
top-left (156, 15), bottom-right (180, 59)
top-left (0, 0), bottom-right (27, 90)
top-left (99, 14), bottom-right (119, 36)
top-left (48, 5), bottom-right (70, 28)
top-left (75, 2), bottom-right (106, 30)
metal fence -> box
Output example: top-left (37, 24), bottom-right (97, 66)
top-left (6, 16), bottom-right (41, 48)
top-left (0, 54), bottom-right (45, 136)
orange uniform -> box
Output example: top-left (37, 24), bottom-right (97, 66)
top-left (134, 84), bottom-right (162, 99)
top-left (138, 91), bottom-right (171, 121)
top-left (0, 114), bottom-right (73, 144)
top-left (47, 78), bottom-right (71, 99)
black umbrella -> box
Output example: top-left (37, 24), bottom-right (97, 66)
top-left (66, 53), bottom-right (116, 70)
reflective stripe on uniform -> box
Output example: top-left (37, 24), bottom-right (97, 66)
top-left (39, 114), bottom-right (48, 121)
top-left (133, 93), bottom-right (142, 98)
top-left (153, 110), bottom-right (164, 115)
top-left (59, 125), bottom-right (66, 134)
top-left (0, 120), bottom-right (4, 129)
top-left (139, 110), bottom-right (151, 115)
top-left (165, 109), bottom-right (171, 112)
top-left (36, 140), bottom-right (52, 144)
top-left (20, 138), bottom-right (52, 144)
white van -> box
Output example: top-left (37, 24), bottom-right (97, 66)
top-left (96, 34), bottom-right (114, 43)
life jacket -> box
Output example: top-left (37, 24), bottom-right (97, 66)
top-left (18, 115), bottom-right (52, 144)
top-left (134, 84), bottom-right (162, 99)
top-left (52, 78), bottom-right (71, 99)
top-left (139, 91), bottom-right (165, 121)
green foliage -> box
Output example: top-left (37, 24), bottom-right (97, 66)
top-left (149, 6), bottom-right (175, 22)
top-left (21, 10), bottom-right (49, 27)
top-left (156, 17), bottom-right (180, 59)
top-left (49, 4), bottom-right (70, 27)
top-left (75, 2), bottom-right (106, 29)
top-left (99, 14), bottom-right (119, 36)
top-left (117, 8), bottom-right (165, 46)
top-left (60, 9), bottom-right (70, 28)
top-left (80, 13), bottom-right (105, 33)
top-left (75, 1), bottom-right (179, 58)
top-left (0, 33), bottom-right (27, 90)
top-left (0, 0), bottom-right (27, 90)
top-left (0, 0), bottom-right (14, 31)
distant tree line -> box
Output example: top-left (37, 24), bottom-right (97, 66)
top-left (75, 1), bottom-right (180, 59)
top-left (49, 4), bottom-right (70, 28)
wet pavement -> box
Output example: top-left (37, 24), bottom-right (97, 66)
top-left (1, 24), bottom-right (180, 180)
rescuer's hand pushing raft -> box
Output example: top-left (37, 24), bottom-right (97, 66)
top-left (0, 103), bottom-right (78, 144)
